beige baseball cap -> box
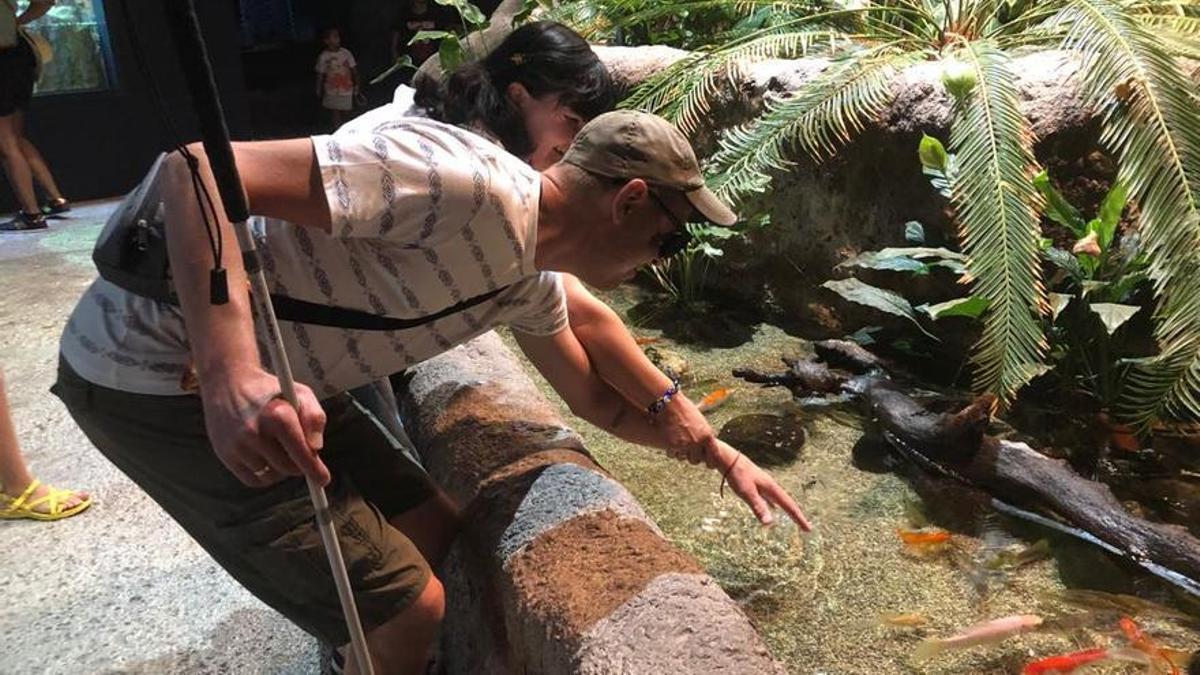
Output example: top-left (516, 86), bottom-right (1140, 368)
top-left (561, 110), bottom-right (738, 226)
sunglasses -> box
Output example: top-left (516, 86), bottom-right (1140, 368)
top-left (648, 190), bottom-right (693, 259)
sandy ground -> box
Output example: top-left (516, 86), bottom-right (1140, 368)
top-left (0, 203), bottom-right (320, 674)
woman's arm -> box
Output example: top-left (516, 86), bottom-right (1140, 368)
top-left (561, 274), bottom-right (718, 465)
top-left (514, 324), bottom-right (810, 529)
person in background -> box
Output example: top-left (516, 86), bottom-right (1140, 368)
top-left (390, 0), bottom-right (454, 74)
top-left (0, 367), bottom-right (90, 520)
top-left (315, 27), bottom-right (358, 129)
top-left (0, 0), bottom-right (70, 232)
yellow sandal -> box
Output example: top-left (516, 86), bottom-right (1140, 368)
top-left (0, 479), bottom-right (92, 521)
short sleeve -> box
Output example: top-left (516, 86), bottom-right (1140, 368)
top-left (314, 54), bottom-right (325, 73)
top-left (343, 49), bottom-right (356, 68)
top-left (311, 119), bottom-right (497, 241)
top-left (508, 272), bottom-right (569, 337)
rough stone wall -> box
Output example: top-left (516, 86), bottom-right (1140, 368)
top-left (399, 332), bottom-right (784, 674)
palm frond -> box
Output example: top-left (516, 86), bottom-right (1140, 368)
top-left (948, 38), bottom-right (1048, 404)
top-left (706, 45), bottom-right (915, 204)
top-left (623, 28), bottom-right (858, 133)
top-left (1053, 0), bottom-right (1200, 424)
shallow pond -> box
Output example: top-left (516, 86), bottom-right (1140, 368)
top-left (501, 283), bottom-right (1200, 674)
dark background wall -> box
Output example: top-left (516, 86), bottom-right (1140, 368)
top-left (0, 0), bottom-right (250, 213)
top-left (3, 0), bottom-right (500, 213)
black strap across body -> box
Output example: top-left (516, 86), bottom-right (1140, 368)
top-left (92, 153), bottom-right (508, 330)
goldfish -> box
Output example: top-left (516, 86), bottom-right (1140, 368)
top-left (912, 614), bottom-right (1043, 663)
top-left (634, 336), bottom-right (662, 346)
top-left (897, 527), bottom-right (953, 554)
top-left (880, 612), bottom-right (928, 627)
top-left (1023, 646), bottom-right (1150, 674)
top-left (1119, 616), bottom-right (1180, 675)
top-left (1055, 589), bottom-right (1190, 621)
top-left (697, 387), bottom-right (734, 413)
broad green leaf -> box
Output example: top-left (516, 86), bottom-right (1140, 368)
top-left (838, 251), bottom-right (928, 273)
top-left (1097, 181), bottom-right (1128, 249)
top-left (821, 278), bottom-right (936, 339)
top-left (1044, 247), bottom-right (1083, 280)
top-left (1049, 292), bottom-right (1073, 320)
top-left (905, 221), bottom-right (926, 244)
top-left (1088, 303), bottom-right (1140, 335)
top-left (918, 295), bottom-right (990, 319)
top-left (409, 30), bottom-right (455, 44)
top-left (848, 326), bottom-right (882, 346)
top-left (438, 36), bottom-right (467, 72)
top-left (1033, 170), bottom-right (1086, 236)
top-left (919, 135), bottom-right (949, 172)
top-left (876, 247), bottom-right (967, 261)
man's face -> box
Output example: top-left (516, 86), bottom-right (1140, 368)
top-left (583, 184), bottom-right (693, 289)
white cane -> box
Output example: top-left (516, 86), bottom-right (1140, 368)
top-left (162, 1), bottom-right (375, 672)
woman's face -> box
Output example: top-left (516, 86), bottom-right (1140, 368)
top-left (510, 85), bottom-right (587, 170)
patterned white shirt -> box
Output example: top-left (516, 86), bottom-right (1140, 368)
top-left (61, 118), bottom-right (567, 397)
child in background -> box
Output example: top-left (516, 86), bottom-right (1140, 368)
top-left (315, 27), bottom-right (357, 128)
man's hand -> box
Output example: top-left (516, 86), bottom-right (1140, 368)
top-left (201, 368), bottom-right (330, 487)
top-left (711, 439), bottom-right (812, 531)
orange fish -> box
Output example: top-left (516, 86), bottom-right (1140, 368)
top-left (1022, 647), bottom-right (1110, 674)
top-left (697, 387), bottom-right (734, 413)
top-left (1024, 646), bottom-right (1149, 674)
top-left (1119, 616), bottom-right (1180, 675)
top-left (880, 612), bottom-right (927, 627)
top-left (634, 336), bottom-right (662, 346)
top-left (897, 527), bottom-right (952, 548)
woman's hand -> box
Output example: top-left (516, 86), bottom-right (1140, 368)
top-left (200, 367), bottom-right (329, 487)
top-left (657, 395), bottom-right (718, 465)
top-left (711, 439), bottom-right (812, 530)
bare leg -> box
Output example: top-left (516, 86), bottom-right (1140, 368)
top-left (12, 111), bottom-right (63, 202)
top-left (0, 367), bottom-right (88, 509)
top-left (343, 574), bottom-right (446, 675)
top-left (388, 488), bottom-right (462, 567)
top-left (0, 113), bottom-right (39, 213)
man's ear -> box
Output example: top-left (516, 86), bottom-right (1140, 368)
top-left (613, 178), bottom-right (648, 217)
top-left (506, 82), bottom-right (533, 109)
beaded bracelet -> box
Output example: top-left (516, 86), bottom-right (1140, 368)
top-left (646, 378), bottom-right (681, 417)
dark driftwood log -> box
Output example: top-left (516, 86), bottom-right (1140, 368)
top-left (734, 350), bottom-right (1200, 592)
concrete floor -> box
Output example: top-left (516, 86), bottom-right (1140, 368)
top-left (0, 202), bottom-right (321, 673)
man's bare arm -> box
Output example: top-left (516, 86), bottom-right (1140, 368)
top-left (161, 140), bottom-right (331, 486)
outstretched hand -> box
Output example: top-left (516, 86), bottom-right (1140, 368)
top-left (712, 439), bottom-right (812, 531)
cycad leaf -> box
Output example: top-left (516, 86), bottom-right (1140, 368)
top-left (948, 39), bottom-right (1048, 405)
top-left (707, 47), bottom-right (916, 204)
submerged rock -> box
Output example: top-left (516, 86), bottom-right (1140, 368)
top-left (718, 414), bottom-right (807, 468)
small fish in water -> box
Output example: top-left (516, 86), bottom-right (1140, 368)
top-left (697, 387), bottom-right (734, 413)
top-left (880, 612), bottom-right (928, 627)
top-left (634, 336), bottom-right (662, 346)
top-left (984, 539), bottom-right (1052, 570)
top-left (1056, 589), bottom-right (1190, 621)
top-left (1119, 616), bottom-right (1181, 675)
top-left (1023, 646), bottom-right (1150, 674)
top-left (897, 527), bottom-right (952, 555)
top-left (911, 614), bottom-right (1043, 663)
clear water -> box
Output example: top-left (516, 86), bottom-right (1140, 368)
top-left (501, 284), bottom-right (1200, 674)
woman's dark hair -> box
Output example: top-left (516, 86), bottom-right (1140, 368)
top-left (415, 21), bottom-right (615, 158)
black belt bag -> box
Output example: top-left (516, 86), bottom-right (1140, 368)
top-left (92, 153), bottom-right (507, 330)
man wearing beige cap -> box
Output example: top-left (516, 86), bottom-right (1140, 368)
top-left (55, 109), bottom-right (807, 673)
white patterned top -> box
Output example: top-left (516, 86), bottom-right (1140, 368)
top-left (61, 118), bottom-right (567, 397)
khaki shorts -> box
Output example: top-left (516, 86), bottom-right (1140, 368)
top-left (52, 357), bottom-right (435, 645)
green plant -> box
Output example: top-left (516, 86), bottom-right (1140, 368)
top-left (647, 221), bottom-right (740, 307)
top-left (408, 0), bottom-right (492, 71)
top-left (1035, 172), bottom-right (1153, 410)
top-left (598, 0), bottom-right (1200, 423)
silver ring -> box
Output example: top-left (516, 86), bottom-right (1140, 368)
top-left (253, 465), bottom-right (271, 478)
